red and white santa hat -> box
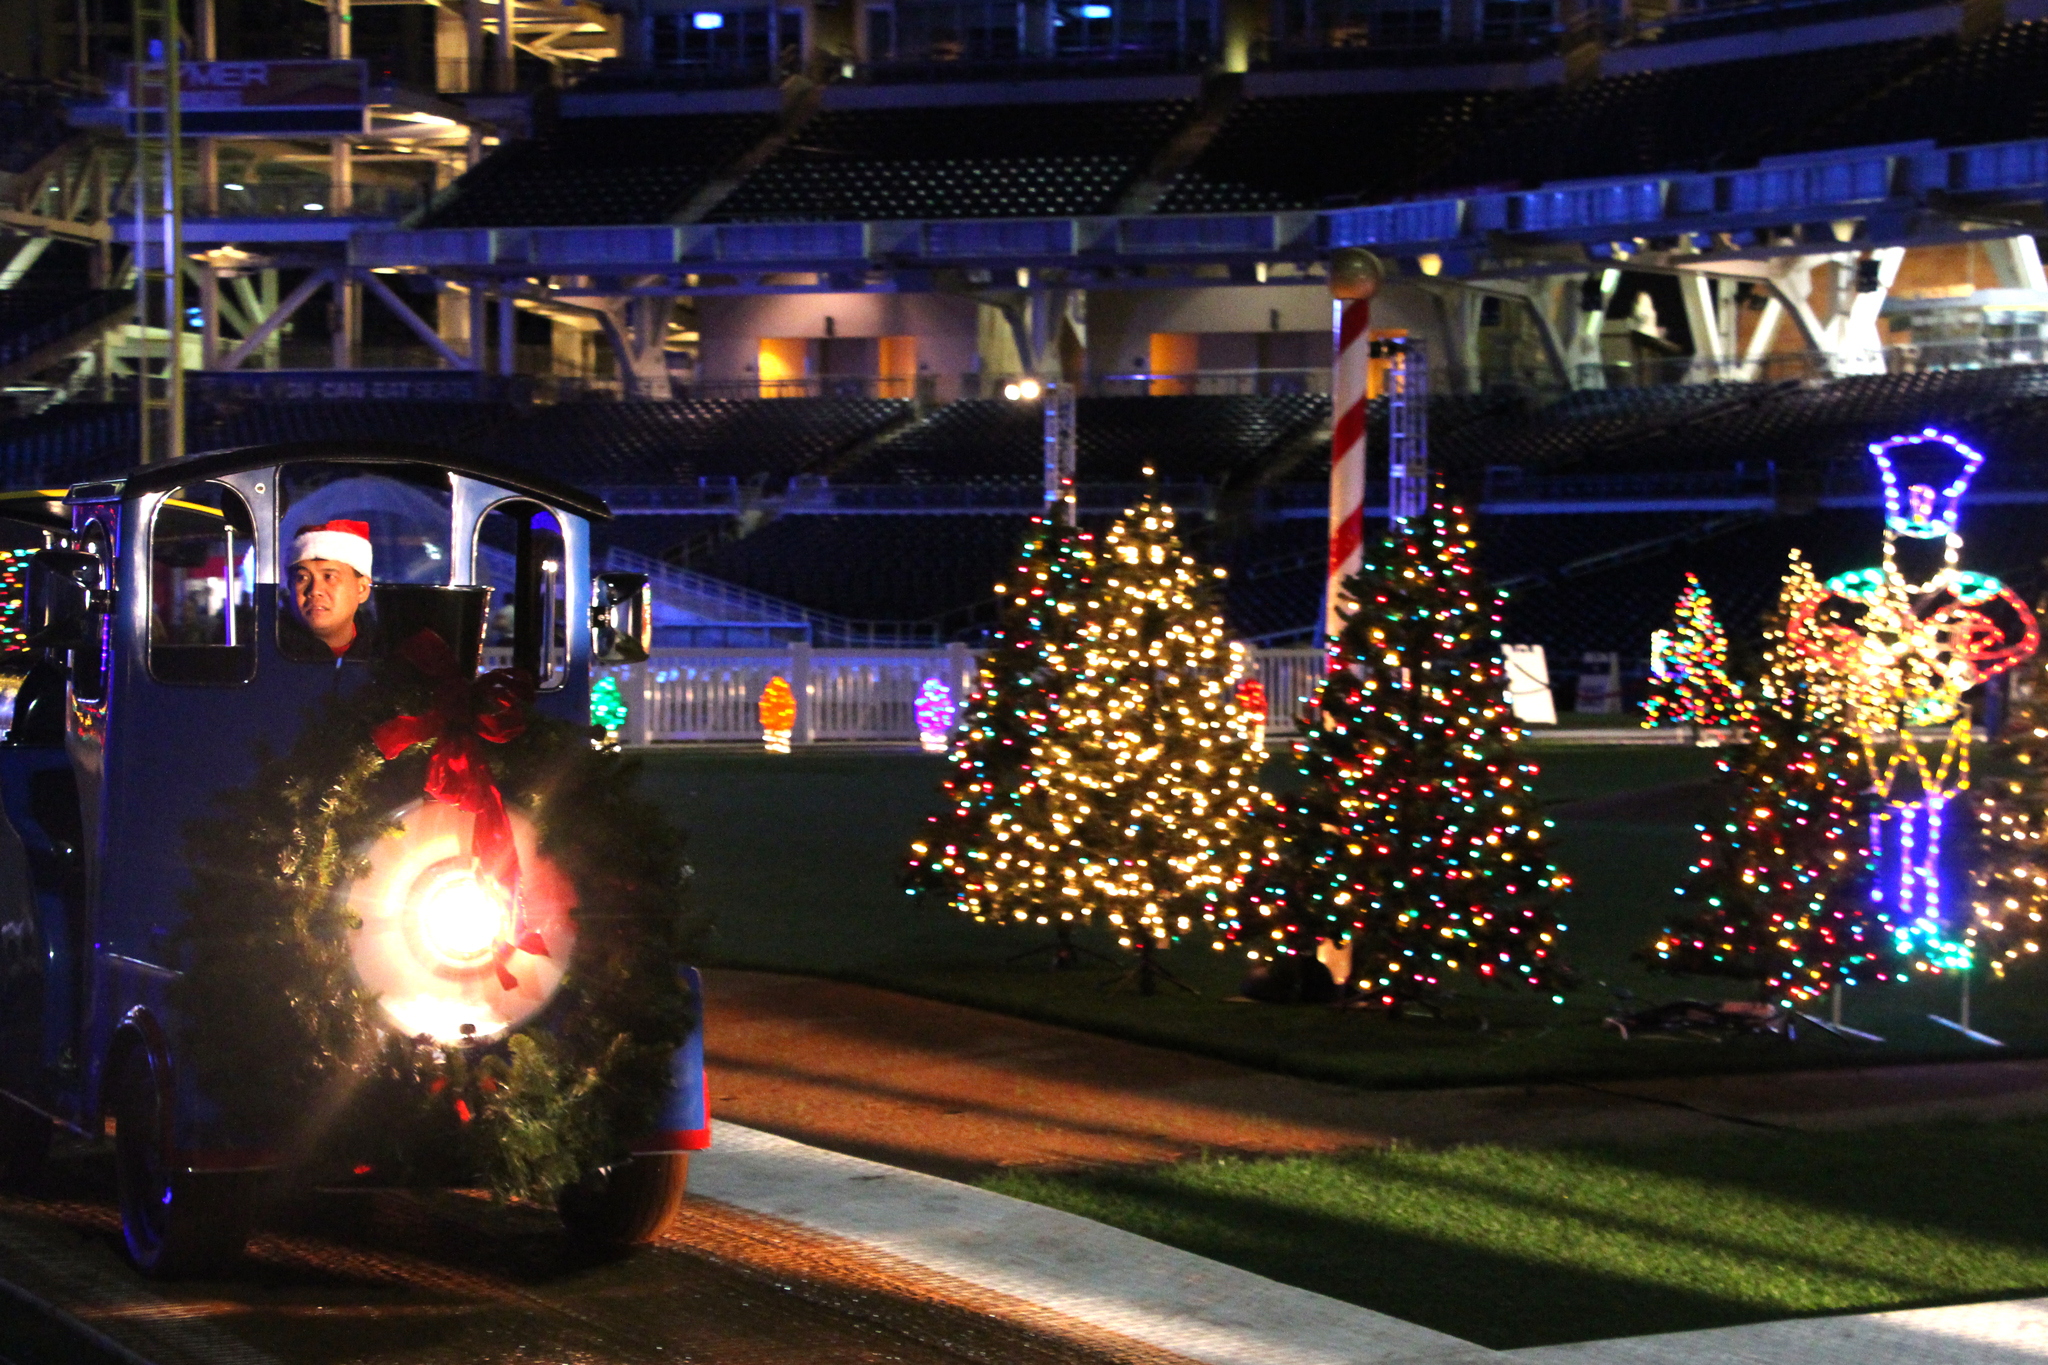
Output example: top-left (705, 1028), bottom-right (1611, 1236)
top-left (289, 519), bottom-right (373, 578)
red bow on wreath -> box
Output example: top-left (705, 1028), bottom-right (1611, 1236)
top-left (372, 629), bottom-right (547, 990)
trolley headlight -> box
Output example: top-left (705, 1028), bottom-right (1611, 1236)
top-left (343, 800), bottom-right (578, 1046)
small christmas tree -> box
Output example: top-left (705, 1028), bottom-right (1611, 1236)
top-left (1230, 488), bottom-right (1573, 1010)
top-left (1034, 489), bottom-right (1262, 986)
top-left (1643, 552), bottom-right (1880, 1002)
top-left (1969, 597), bottom-right (2048, 977)
top-left (906, 517), bottom-right (1093, 927)
top-left (1644, 572), bottom-right (1747, 731)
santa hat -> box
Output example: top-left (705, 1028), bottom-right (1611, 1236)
top-left (290, 520), bottom-right (373, 578)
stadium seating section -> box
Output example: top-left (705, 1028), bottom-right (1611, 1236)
top-left (1790, 19), bottom-right (2048, 152)
top-left (847, 394), bottom-right (1326, 484)
top-left (421, 114), bottom-right (778, 227)
top-left (680, 513), bottom-right (1032, 621)
top-left (1158, 90), bottom-right (1511, 212)
top-left (708, 101), bottom-right (1191, 221)
top-left (486, 397), bottom-right (912, 483)
top-left (0, 80), bottom-right (70, 175)
top-left (416, 20), bottom-right (2048, 229)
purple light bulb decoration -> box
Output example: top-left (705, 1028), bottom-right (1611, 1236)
top-left (916, 678), bottom-right (958, 754)
top-left (1868, 428), bottom-right (1984, 540)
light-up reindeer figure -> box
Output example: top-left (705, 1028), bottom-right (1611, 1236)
top-left (1787, 431), bottom-right (2039, 970)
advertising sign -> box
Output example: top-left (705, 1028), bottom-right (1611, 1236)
top-left (119, 59), bottom-right (368, 136)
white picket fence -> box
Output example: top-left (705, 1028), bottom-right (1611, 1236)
top-left (596, 645), bottom-right (1328, 745)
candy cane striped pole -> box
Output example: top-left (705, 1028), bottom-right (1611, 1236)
top-left (1324, 249), bottom-right (1383, 652)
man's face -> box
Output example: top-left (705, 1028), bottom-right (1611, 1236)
top-left (290, 558), bottom-right (372, 647)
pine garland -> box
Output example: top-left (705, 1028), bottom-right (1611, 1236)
top-left (171, 643), bottom-right (703, 1205)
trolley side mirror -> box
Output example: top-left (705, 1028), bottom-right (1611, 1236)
top-left (25, 548), bottom-right (106, 650)
top-left (591, 572), bottom-right (650, 664)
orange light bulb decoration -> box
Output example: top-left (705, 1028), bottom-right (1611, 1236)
top-left (760, 675), bottom-right (797, 754)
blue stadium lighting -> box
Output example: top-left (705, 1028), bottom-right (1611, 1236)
top-left (692, 11), bottom-right (726, 29)
top-left (1079, 4), bottom-right (1112, 17)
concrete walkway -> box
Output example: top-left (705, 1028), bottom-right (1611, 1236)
top-left (694, 1118), bottom-right (2048, 1365)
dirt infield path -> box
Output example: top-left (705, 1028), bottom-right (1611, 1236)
top-left (702, 969), bottom-right (2048, 1178)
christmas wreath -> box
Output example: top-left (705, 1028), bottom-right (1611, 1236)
top-left (170, 630), bottom-right (704, 1205)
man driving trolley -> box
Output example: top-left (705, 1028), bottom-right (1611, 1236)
top-left (282, 518), bottom-right (378, 662)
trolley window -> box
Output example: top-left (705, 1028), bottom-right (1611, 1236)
top-left (149, 483), bottom-right (257, 685)
top-left (475, 501), bottom-right (568, 689)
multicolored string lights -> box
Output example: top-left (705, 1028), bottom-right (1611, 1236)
top-left (1642, 573), bottom-right (1746, 732)
top-left (1644, 551), bottom-right (1881, 1002)
top-left (1784, 430), bottom-right (2037, 971)
top-left (1226, 484), bottom-right (1573, 1010)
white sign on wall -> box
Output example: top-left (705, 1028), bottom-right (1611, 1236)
top-left (1501, 644), bottom-right (1557, 726)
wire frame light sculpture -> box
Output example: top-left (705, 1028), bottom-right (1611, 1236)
top-left (1785, 430), bottom-right (2038, 969)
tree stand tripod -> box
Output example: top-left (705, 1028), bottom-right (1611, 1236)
top-left (1106, 939), bottom-right (1197, 997)
top-left (1006, 922), bottom-right (1121, 971)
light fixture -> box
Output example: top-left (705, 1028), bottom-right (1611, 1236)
top-left (222, 181), bottom-right (244, 191)
top-left (1079, 4), bottom-right (1112, 16)
top-left (303, 202), bottom-right (325, 211)
top-left (1003, 378), bottom-right (1043, 402)
top-left (692, 11), bottom-right (725, 28)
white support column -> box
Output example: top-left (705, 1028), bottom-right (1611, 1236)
top-left (626, 662), bottom-right (652, 746)
top-left (495, 0), bottom-right (516, 92)
top-left (1679, 274), bottom-right (1727, 383)
top-left (199, 262), bottom-right (220, 369)
top-left (466, 0), bottom-right (487, 99)
top-left (1984, 234), bottom-right (2048, 291)
top-left (1570, 269), bottom-right (1618, 387)
top-left (468, 281), bottom-right (488, 369)
top-left (1836, 247), bottom-right (1904, 368)
top-left (790, 641), bottom-right (814, 746)
top-left (1737, 294), bottom-right (1785, 381)
top-left (328, 0), bottom-right (351, 56)
top-left (436, 0), bottom-right (471, 93)
top-left (498, 289), bottom-right (516, 376)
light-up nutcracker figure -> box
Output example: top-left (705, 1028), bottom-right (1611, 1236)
top-left (1788, 431), bottom-right (2038, 977)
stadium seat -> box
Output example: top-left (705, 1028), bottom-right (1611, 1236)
top-left (710, 101), bottom-right (1191, 221)
top-left (421, 114), bottom-right (778, 227)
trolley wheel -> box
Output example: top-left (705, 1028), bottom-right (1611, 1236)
top-left (110, 1049), bottom-right (253, 1278)
top-left (0, 1095), bottom-right (50, 1190)
top-left (558, 1153), bottom-right (689, 1247)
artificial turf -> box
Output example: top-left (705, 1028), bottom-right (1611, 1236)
top-left (979, 1117), bottom-right (2048, 1349)
top-left (638, 742), bottom-right (2048, 1087)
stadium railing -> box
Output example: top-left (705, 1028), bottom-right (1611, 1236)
top-left (594, 642), bottom-right (1324, 743)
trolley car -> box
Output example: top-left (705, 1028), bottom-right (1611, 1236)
top-left (0, 442), bottom-right (706, 1273)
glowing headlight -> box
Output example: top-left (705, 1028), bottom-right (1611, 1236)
top-left (414, 862), bottom-right (506, 968)
top-left (344, 801), bottom-right (578, 1045)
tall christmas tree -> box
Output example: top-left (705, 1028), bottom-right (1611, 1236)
top-left (1033, 489), bottom-right (1263, 986)
top-left (906, 517), bottom-right (1093, 927)
top-left (1229, 488), bottom-right (1573, 1010)
top-left (1968, 596), bottom-right (2048, 977)
top-left (1643, 551), bottom-right (1880, 1002)
top-left (1644, 572), bottom-right (1748, 730)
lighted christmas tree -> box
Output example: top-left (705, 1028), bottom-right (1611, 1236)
top-left (1968, 596), bottom-right (2048, 977)
top-left (906, 517), bottom-right (1093, 928)
top-left (1229, 488), bottom-right (1573, 1010)
top-left (1643, 573), bottom-right (1748, 731)
top-left (1031, 489), bottom-right (1263, 987)
top-left (1643, 551), bottom-right (1880, 1002)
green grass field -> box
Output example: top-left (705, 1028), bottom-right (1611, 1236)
top-left (982, 1117), bottom-right (2048, 1348)
top-left (638, 743), bottom-right (2048, 1087)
